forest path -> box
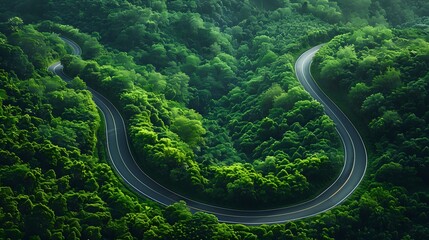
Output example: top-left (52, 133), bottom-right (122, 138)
top-left (49, 39), bottom-right (367, 225)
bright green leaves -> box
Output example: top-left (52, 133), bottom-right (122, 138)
top-left (147, 71), bottom-right (166, 93)
top-left (126, 93), bottom-right (207, 190)
top-left (313, 25), bottom-right (429, 239)
top-left (165, 72), bottom-right (190, 104)
top-left (1, 1), bottom-right (345, 222)
top-left (164, 201), bottom-right (193, 224)
top-left (369, 110), bottom-right (402, 134)
top-left (170, 116), bottom-right (206, 148)
top-left (286, 100), bottom-right (324, 125)
top-left (259, 84), bottom-right (284, 113)
top-left (273, 86), bottom-right (312, 111)
top-left (0, 30), bottom-right (108, 240)
top-left (348, 82), bottom-right (371, 105)
top-left (372, 67), bottom-right (402, 93)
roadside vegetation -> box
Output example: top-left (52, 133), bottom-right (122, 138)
top-left (0, 0), bottom-right (428, 239)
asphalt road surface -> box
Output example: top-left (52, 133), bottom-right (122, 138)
top-left (49, 38), bottom-right (367, 225)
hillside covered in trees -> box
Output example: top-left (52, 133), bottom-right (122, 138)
top-left (0, 0), bottom-right (428, 239)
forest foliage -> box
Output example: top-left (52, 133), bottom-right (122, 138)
top-left (2, 0), bottom-right (344, 208)
top-left (313, 25), bottom-right (429, 239)
top-left (0, 0), bottom-right (428, 239)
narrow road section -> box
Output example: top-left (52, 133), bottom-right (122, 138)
top-left (49, 38), bottom-right (367, 225)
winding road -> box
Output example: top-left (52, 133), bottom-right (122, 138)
top-left (49, 38), bottom-right (367, 225)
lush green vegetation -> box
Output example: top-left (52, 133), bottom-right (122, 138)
top-left (313, 25), bottom-right (429, 239)
top-left (0, 21), bottom-right (318, 240)
top-left (52, 21), bottom-right (343, 207)
top-left (0, 0), bottom-right (428, 239)
top-left (4, 1), bottom-right (344, 208)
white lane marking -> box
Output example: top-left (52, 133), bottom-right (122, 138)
top-left (93, 93), bottom-right (177, 204)
top-left (52, 38), bottom-right (179, 205)
top-left (92, 45), bottom-right (363, 219)
top-left (50, 38), bottom-right (368, 223)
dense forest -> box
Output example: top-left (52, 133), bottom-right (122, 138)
top-left (0, 0), bottom-right (428, 239)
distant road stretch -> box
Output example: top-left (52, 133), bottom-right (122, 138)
top-left (49, 38), bottom-right (367, 225)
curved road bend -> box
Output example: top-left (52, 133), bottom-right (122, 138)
top-left (49, 38), bottom-right (367, 225)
